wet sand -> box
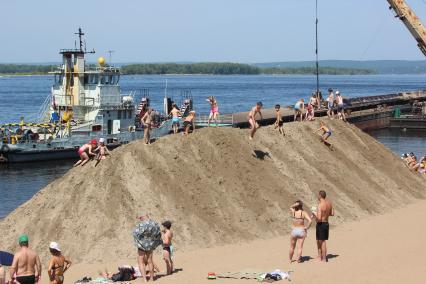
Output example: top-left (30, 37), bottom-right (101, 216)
top-left (57, 199), bottom-right (426, 284)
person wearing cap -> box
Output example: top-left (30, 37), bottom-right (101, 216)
top-left (10, 235), bottom-right (41, 284)
top-left (141, 108), bottom-right (154, 144)
top-left (47, 242), bottom-right (71, 284)
top-left (335, 91), bottom-right (347, 122)
top-left (94, 138), bottom-right (111, 166)
top-left (183, 110), bottom-right (196, 136)
top-left (161, 221), bottom-right (174, 275)
top-left (74, 139), bottom-right (97, 167)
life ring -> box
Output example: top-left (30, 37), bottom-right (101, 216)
top-left (0, 144), bottom-right (10, 153)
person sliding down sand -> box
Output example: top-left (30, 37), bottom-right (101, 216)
top-left (161, 221), bottom-right (174, 275)
top-left (247, 102), bottom-right (263, 140)
top-left (274, 104), bottom-right (285, 136)
top-left (74, 139), bottom-right (97, 167)
top-left (206, 96), bottom-right (219, 127)
top-left (314, 121), bottom-right (333, 147)
top-left (169, 104), bottom-right (182, 134)
top-left (289, 201), bottom-right (312, 263)
top-left (183, 111), bottom-right (196, 135)
top-left (94, 138), bottom-right (111, 167)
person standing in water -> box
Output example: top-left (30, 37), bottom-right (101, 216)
top-left (247, 102), bottom-right (263, 140)
top-left (206, 96), bottom-right (219, 127)
top-left (161, 221), bottom-right (174, 275)
top-left (141, 108), bottom-right (153, 144)
top-left (289, 201), bottom-right (312, 263)
top-left (47, 242), bottom-right (71, 284)
top-left (169, 104), bottom-right (182, 134)
top-left (312, 190), bottom-right (334, 262)
top-left (274, 104), bottom-right (285, 136)
top-left (10, 235), bottom-right (42, 284)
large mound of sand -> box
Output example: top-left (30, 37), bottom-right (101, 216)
top-left (0, 120), bottom-right (424, 263)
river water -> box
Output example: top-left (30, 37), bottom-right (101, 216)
top-left (0, 74), bottom-right (425, 218)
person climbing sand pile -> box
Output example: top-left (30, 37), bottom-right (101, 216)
top-left (247, 102), bottom-right (263, 140)
top-left (94, 138), bottom-right (111, 166)
top-left (183, 111), bottom-right (196, 135)
top-left (74, 139), bottom-right (97, 167)
top-left (274, 104), bottom-right (285, 136)
top-left (314, 121), bottom-right (333, 149)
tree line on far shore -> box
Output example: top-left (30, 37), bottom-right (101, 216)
top-left (0, 63), bottom-right (376, 76)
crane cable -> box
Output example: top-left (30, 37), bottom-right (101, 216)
top-left (315, 0), bottom-right (320, 94)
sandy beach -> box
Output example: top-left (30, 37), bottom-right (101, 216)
top-left (51, 198), bottom-right (425, 284)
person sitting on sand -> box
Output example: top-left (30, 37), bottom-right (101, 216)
top-left (161, 221), bottom-right (174, 275)
top-left (207, 96), bottom-right (219, 127)
top-left (47, 242), bottom-right (71, 284)
top-left (247, 102), bottom-right (263, 140)
top-left (289, 201), bottom-right (312, 263)
top-left (314, 121), bottom-right (332, 143)
top-left (169, 104), bottom-right (182, 134)
top-left (305, 103), bottom-right (315, 121)
top-left (183, 111), bottom-right (196, 135)
top-left (142, 109), bottom-right (154, 144)
top-left (94, 138), bottom-right (111, 166)
top-left (274, 104), bottom-right (285, 136)
top-left (74, 139), bottom-right (97, 167)
top-left (312, 190), bottom-right (334, 262)
top-left (294, 99), bottom-right (305, 122)
top-left (10, 235), bottom-right (42, 284)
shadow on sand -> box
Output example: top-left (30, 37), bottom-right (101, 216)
top-left (252, 150), bottom-right (271, 160)
top-left (154, 268), bottom-right (183, 280)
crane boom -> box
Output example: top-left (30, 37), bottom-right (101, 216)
top-left (387, 0), bottom-right (426, 56)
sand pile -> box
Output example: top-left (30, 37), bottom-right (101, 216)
top-left (0, 120), bottom-right (424, 263)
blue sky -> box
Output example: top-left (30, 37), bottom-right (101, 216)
top-left (1, 0), bottom-right (426, 63)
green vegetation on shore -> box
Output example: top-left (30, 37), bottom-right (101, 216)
top-left (0, 63), bottom-right (376, 76)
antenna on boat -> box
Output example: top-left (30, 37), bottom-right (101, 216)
top-left (75, 27), bottom-right (85, 52)
top-left (108, 50), bottom-right (115, 65)
top-left (315, 0), bottom-right (320, 95)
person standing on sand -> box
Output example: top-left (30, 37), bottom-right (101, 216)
top-left (47, 242), bottom-right (71, 284)
top-left (247, 102), bottom-right (263, 140)
top-left (10, 235), bottom-right (42, 284)
top-left (183, 111), bottom-right (196, 136)
top-left (169, 104), bottom-right (182, 134)
top-left (207, 96), bottom-right (219, 127)
top-left (326, 89), bottom-right (334, 119)
top-left (289, 201), bottom-right (312, 263)
top-left (142, 109), bottom-right (154, 144)
top-left (294, 99), bottom-right (305, 122)
top-left (312, 190), bottom-right (334, 262)
top-left (335, 91), bottom-right (347, 122)
top-left (161, 221), bottom-right (174, 275)
top-left (274, 104), bottom-right (285, 136)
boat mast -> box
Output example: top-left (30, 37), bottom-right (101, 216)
top-left (315, 0), bottom-right (320, 95)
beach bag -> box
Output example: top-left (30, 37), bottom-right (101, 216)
top-left (111, 267), bottom-right (135, 282)
top-left (133, 219), bottom-right (163, 252)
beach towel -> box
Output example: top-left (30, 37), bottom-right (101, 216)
top-left (0, 251), bottom-right (14, 266)
top-left (133, 219), bottom-right (162, 252)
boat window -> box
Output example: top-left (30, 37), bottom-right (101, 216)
top-left (123, 110), bottom-right (127, 119)
top-left (128, 110), bottom-right (132, 118)
top-left (118, 110), bottom-right (121, 119)
top-left (84, 75), bottom-right (89, 85)
top-left (91, 74), bottom-right (99, 84)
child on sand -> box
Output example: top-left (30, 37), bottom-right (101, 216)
top-left (274, 104), bottom-right (285, 136)
top-left (294, 99), bottom-right (305, 122)
top-left (207, 96), bottom-right (219, 127)
top-left (314, 121), bottom-right (333, 146)
top-left (247, 102), bottom-right (263, 140)
top-left (161, 221), bottom-right (174, 275)
top-left (305, 103), bottom-right (315, 121)
top-left (94, 138), bottom-right (111, 166)
top-left (169, 104), bottom-right (182, 134)
top-left (74, 139), bottom-right (97, 167)
top-left (183, 111), bottom-right (196, 135)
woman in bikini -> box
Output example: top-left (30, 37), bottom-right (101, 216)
top-left (207, 96), bottom-right (219, 127)
top-left (74, 139), bottom-right (97, 167)
top-left (289, 201), bottom-right (312, 263)
top-left (47, 242), bottom-right (71, 284)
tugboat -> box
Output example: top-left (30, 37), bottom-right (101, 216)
top-left (0, 29), bottom-right (189, 163)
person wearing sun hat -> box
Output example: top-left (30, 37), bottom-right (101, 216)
top-left (47, 242), bottom-right (71, 284)
top-left (10, 235), bottom-right (41, 284)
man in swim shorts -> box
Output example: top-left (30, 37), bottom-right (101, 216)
top-left (274, 104), bottom-right (285, 136)
top-left (312, 191), bottom-right (334, 262)
top-left (169, 104), bottom-right (182, 134)
top-left (10, 235), bottom-right (42, 284)
top-left (326, 89), bottom-right (334, 119)
top-left (161, 221), bottom-right (174, 275)
top-left (247, 102), bottom-right (263, 140)
top-left (314, 121), bottom-right (332, 142)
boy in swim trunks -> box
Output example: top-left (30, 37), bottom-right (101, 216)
top-left (169, 104), bottom-right (182, 134)
top-left (161, 221), bottom-right (174, 275)
top-left (274, 104), bottom-right (285, 136)
top-left (183, 111), bottom-right (196, 135)
top-left (314, 121), bottom-right (332, 143)
top-left (248, 102), bottom-right (263, 140)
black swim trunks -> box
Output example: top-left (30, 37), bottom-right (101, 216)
top-left (316, 222), bottom-right (329, 241)
top-left (278, 121), bottom-right (283, 127)
top-left (183, 121), bottom-right (191, 128)
top-left (163, 246), bottom-right (171, 253)
top-left (16, 275), bottom-right (36, 284)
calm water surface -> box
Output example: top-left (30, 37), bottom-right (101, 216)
top-left (0, 75), bottom-right (425, 218)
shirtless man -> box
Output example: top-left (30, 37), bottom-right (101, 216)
top-left (326, 89), bottom-right (334, 119)
top-left (335, 91), bottom-right (346, 122)
top-left (312, 191), bottom-right (334, 262)
top-left (169, 104), bottom-right (182, 134)
top-left (314, 121), bottom-right (333, 145)
top-left (183, 111), bottom-right (196, 135)
top-left (161, 221), bottom-right (174, 275)
top-left (247, 102), bottom-right (263, 140)
top-left (141, 109), bottom-right (153, 144)
top-left (10, 235), bottom-right (42, 284)
top-left (274, 104), bottom-right (284, 136)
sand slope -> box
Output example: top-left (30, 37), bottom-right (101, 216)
top-left (0, 120), bottom-right (424, 263)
